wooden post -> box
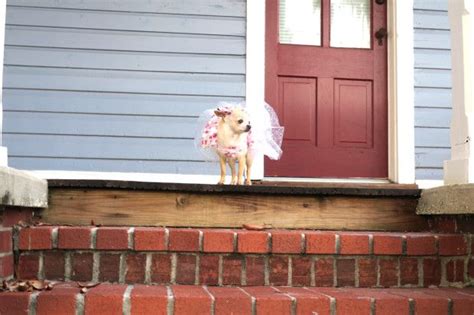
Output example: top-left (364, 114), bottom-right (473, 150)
top-left (444, 0), bottom-right (474, 184)
top-left (0, 0), bottom-right (7, 166)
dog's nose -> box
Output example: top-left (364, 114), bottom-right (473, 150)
top-left (245, 125), bottom-right (251, 132)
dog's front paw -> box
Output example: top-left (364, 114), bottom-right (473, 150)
top-left (245, 179), bottom-right (252, 185)
top-left (217, 179), bottom-right (225, 185)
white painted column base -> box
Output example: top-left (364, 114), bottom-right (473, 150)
top-left (444, 158), bottom-right (474, 185)
top-left (444, 0), bottom-right (474, 185)
top-left (0, 147), bottom-right (7, 167)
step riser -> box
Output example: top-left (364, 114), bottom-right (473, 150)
top-left (15, 227), bottom-right (474, 288)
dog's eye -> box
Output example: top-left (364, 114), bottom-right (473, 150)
top-left (238, 119), bottom-right (244, 124)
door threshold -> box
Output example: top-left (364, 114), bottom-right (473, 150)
top-left (262, 177), bottom-right (390, 184)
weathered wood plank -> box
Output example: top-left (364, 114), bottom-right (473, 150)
top-left (44, 188), bottom-right (426, 231)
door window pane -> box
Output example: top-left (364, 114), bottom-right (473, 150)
top-left (331, 0), bottom-right (371, 48)
top-left (279, 0), bottom-right (321, 46)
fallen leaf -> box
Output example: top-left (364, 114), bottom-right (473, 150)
top-left (28, 280), bottom-right (45, 290)
top-left (77, 282), bottom-right (100, 289)
top-left (242, 224), bottom-right (265, 230)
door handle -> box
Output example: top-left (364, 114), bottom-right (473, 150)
top-left (375, 27), bottom-right (387, 46)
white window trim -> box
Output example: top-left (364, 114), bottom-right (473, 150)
top-left (8, 0), bottom-right (417, 184)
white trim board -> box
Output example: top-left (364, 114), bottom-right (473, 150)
top-left (245, 0), bottom-right (266, 180)
top-left (387, 0), bottom-right (416, 184)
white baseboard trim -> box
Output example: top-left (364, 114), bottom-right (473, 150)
top-left (415, 180), bottom-right (444, 189)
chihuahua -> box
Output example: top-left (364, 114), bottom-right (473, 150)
top-left (214, 107), bottom-right (253, 185)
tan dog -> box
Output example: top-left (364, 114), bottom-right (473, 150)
top-left (214, 108), bottom-right (253, 185)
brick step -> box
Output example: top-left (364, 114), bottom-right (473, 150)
top-left (14, 226), bottom-right (474, 288)
top-left (1, 283), bottom-right (473, 315)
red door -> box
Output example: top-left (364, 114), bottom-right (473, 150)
top-left (265, 0), bottom-right (388, 178)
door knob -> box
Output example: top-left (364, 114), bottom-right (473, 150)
top-left (375, 27), bottom-right (387, 46)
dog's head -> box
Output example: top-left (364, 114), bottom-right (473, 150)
top-left (215, 107), bottom-right (251, 134)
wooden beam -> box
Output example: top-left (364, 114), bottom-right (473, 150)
top-left (43, 188), bottom-right (426, 231)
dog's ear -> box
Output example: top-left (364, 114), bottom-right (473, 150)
top-left (214, 109), bottom-right (230, 118)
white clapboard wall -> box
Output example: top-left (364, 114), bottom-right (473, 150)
top-left (3, 0), bottom-right (246, 175)
top-left (414, 0), bottom-right (452, 180)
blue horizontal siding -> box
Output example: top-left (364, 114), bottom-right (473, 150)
top-left (414, 0), bottom-right (452, 180)
top-left (3, 0), bottom-right (246, 174)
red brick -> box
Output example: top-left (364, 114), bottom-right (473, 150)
top-left (423, 258), bottom-right (441, 286)
top-left (315, 258), bottom-right (334, 287)
top-left (0, 255), bottom-right (13, 278)
top-left (134, 227), bottom-right (166, 251)
top-left (400, 257), bottom-right (419, 286)
top-left (125, 253), bottom-right (146, 283)
top-left (17, 253), bottom-right (39, 279)
top-left (339, 233), bottom-right (370, 255)
top-left (58, 227), bottom-right (91, 249)
top-left (438, 235), bottom-right (467, 256)
top-left (176, 254), bottom-right (196, 284)
top-left (305, 232), bottom-right (336, 254)
top-left (202, 229), bottom-right (234, 253)
top-left (44, 251), bottom-right (65, 280)
top-left (99, 253), bottom-right (121, 282)
top-left (36, 285), bottom-right (79, 315)
top-left (379, 258), bottom-right (398, 287)
top-left (292, 256), bottom-right (312, 286)
top-left (271, 230), bottom-right (302, 254)
top-left (71, 252), bottom-right (93, 282)
top-left (207, 287), bottom-right (252, 315)
top-left (318, 290), bottom-right (372, 315)
top-left (172, 285), bottom-right (212, 315)
top-left (0, 229), bottom-right (12, 252)
top-left (428, 217), bottom-right (457, 233)
top-left (19, 227), bottom-right (53, 250)
top-left (358, 258), bottom-right (377, 287)
top-left (222, 255), bottom-right (242, 286)
top-left (337, 259), bottom-right (355, 287)
top-left (151, 254), bottom-right (172, 284)
top-left (406, 235), bottom-right (437, 255)
top-left (199, 255), bottom-right (219, 285)
top-left (0, 292), bottom-right (31, 315)
top-left (364, 291), bottom-right (409, 315)
top-left (130, 285), bottom-right (168, 315)
top-left (446, 259), bottom-right (465, 283)
top-left (1, 207), bottom-right (34, 227)
top-left (269, 256), bottom-right (288, 286)
top-left (96, 228), bottom-right (129, 250)
top-left (169, 229), bottom-right (200, 252)
top-left (244, 287), bottom-right (292, 315)
top-left (237, 231), bottom-right (269, 253)
top-left (373, 234), bottom-right (403, 255)
top-left (277, 287), bottom-right (331, 315)
top-left (85, 284), bottom-right (127, 315)
top-left (388, 290), bottom-right (449, 315)
top-left (245, 256), bottom-right (265, 285)
top-left (423, 289), bottom-right (474, 315)
top-left (469, 258), bottom-right (474, 280)
top-left (58, 228), bottom-right (89, 249)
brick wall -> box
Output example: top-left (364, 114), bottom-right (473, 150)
top-left (14, 226), bottom-right (474, 288)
